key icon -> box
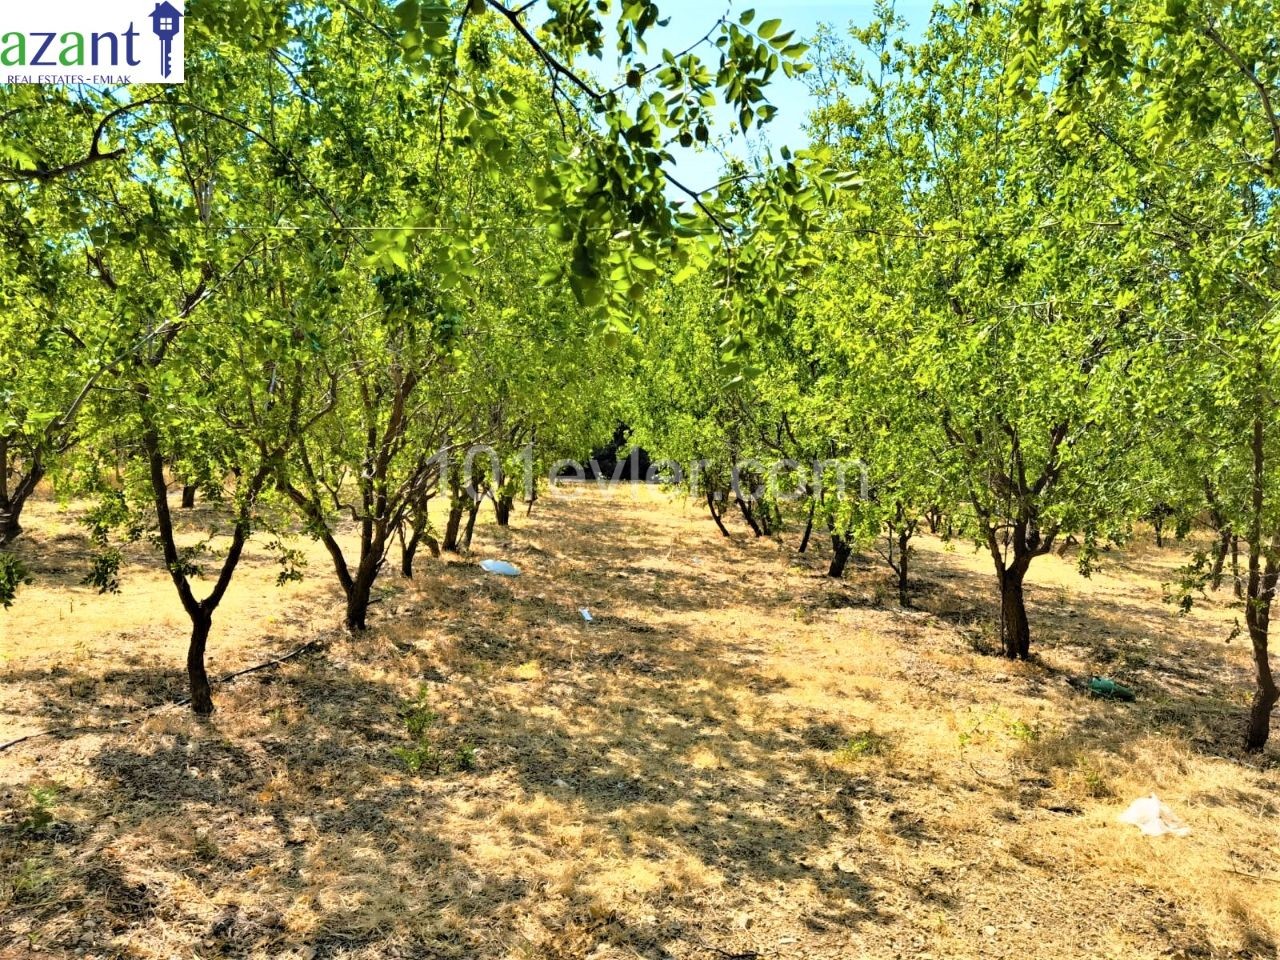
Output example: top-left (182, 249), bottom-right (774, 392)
top-left (149, 2), bottom-right (183, 79)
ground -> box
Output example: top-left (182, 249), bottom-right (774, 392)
top-left (1, 486), bottom-right (1278, 960)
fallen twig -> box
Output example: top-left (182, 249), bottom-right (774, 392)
top-left (171, 638), bottom-right (323, 705)
top-left (0, 638), bottom-right (323, 752)
top-left (695, 940), bottom-right (762, 960)
top-left (1224, 868), bottom-right (1280, 883)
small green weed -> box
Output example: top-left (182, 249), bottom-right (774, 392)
top-left (394, 689), bottom-right (475, 775)
top-left (833, 729), bottom-right (890, 763)
top-left (18, 786), bottom-right (59, 837)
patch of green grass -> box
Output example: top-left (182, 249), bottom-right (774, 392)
top-left (453, 743), bottom-right (477, 772)
top-left (833, 729), bottom-right (890, 763)
top-left (957, 707), bottom-right (1040, 749)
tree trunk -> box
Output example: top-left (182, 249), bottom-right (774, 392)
top-left (400, 531), bottom-right (421, 579)
top-left (495, 494), bottom-right (513, 527)
top-left (756, 501), bottom-right (777, 537)
top-left (1232, 536), bottom-right (1243, 599)
top-left (443, 496), bottom-right (464, 553)
top-left (1243, 541), bottom-right (1278, 751)
top-left (142, 419), bottom-right (263, 717)
top-left (925, 506), bottom-right (941, 535)
top-left (737, 496), bottom-right (764, 537)
top-left (462, 501), bottom-right (480, 551)
top-left (181, 485), bottom-right (197, 509)
top-left (0, 457), bottom-right (44, 547)
top-left (0, 509), bottom-right (20, 546)
top-left (1242, 414), bottom-right (1278, 752)
top-left (1153, 516), bottom-right (1164, 548)
top-left (187, 610), bottom-right (214, 716)
top-left (706, 489), bottom-right (731, 538)
top-left (346, 564), bottom-right (376, 632)
top-left (798, 500), bottom-right (816, 554)
top-left (1210, 527), bottom-right (1231, 590)
top-left (896, 528), bottom-right (911, 607)
top-left (828, 534), bottom-right (851, 579)
top-left (1000, 565), bottom-right (1031, 660)
top-left (1245, 624), bottom-right (1278, 752)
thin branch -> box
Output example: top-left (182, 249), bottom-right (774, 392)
top-left (1201, 23), bottom-right (1280, 173)
top-left (0, 95), bottom-right (160, 183)
top-left (485, 0), bottom-right (603, 102)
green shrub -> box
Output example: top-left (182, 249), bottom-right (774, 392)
top-left (394, 689), bottom-right (475, 775)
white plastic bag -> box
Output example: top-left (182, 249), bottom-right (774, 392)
top-left (1117, 794), bottom-right (1191, 837)
top-left (479, 559), bottom-right (521, 577)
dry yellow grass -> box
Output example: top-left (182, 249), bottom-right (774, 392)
top-left (1, 486), bottom-right (1278, 959)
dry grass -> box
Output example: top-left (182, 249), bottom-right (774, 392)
top-left (1, 486), bottom-right (1278, 959)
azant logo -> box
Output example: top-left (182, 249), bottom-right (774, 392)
top-left (1, 0), bottom-right (184, 85)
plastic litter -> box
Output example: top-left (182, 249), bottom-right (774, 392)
top-left (1087, 676), bottom-right (1136, 701)
top-left (579, 608), bottom-right (594, 623)
top-left (1118, 794), bottom-right (1191, 837)
top-left (479, 559), bottom-right (521, 577)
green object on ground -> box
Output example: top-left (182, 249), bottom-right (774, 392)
top-left (1088, 676), bottom-right (1136, 702)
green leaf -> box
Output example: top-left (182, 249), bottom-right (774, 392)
top-left (757, 18), bottom-right (782, 39)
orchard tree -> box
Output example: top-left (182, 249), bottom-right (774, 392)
top-left (68, 56), bottom-right (347, 713)
top-left (1012, 0), bottom-right (1280, 746)
top-left (0, 95), bottom-right (157, 548)
top-left (807, 4), bottom-right (1154, 656)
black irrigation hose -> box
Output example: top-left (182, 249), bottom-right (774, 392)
top-left (0, 638), bottom-right (323, 753)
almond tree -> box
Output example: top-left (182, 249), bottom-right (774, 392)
top-left (1013, 0), bottom-right (1280, 746)
top-left (806, 4), bottom-right (1153, 657)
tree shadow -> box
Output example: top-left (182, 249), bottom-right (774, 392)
top-left (5, 491), bottom-right (1276, 960)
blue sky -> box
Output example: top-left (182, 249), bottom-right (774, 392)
top-left (586, 1), bottom-right (936, 193)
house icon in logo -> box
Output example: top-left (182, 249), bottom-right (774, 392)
top-left (150, 2), bottom-right (183, 79)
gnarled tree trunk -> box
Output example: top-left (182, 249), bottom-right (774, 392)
top-left (828, 533), bottom-right (852, 579)
top-left (1243, 415), bottom-right (1278, 752)
top-left (346, 560), bottom-right (378, 632)
top-left (885, 517), bottom-right (914, 608)
top-left (495, 494), bottom-right (513, 527)
top-left (0, 445), bottom-right (44, 547)
top-left (736, 495), bottom-right (764, 538)
top-left (1209, 527), bottom-right (1231, 590)
top-left (400, 530), bottom-right (422, 579)
top-left (443, 496), bottom-right (464, 552)
top-left (142, 422), bottom-right (263, 715)
top-left (187, 611), bottom-right (214, 715)
top-left (999, 563), bottom-right (1031, 660)
top-left (1245, 610), bottom-right (1278, 752)
top-left (946, 415), bottom-right (1067, 661)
